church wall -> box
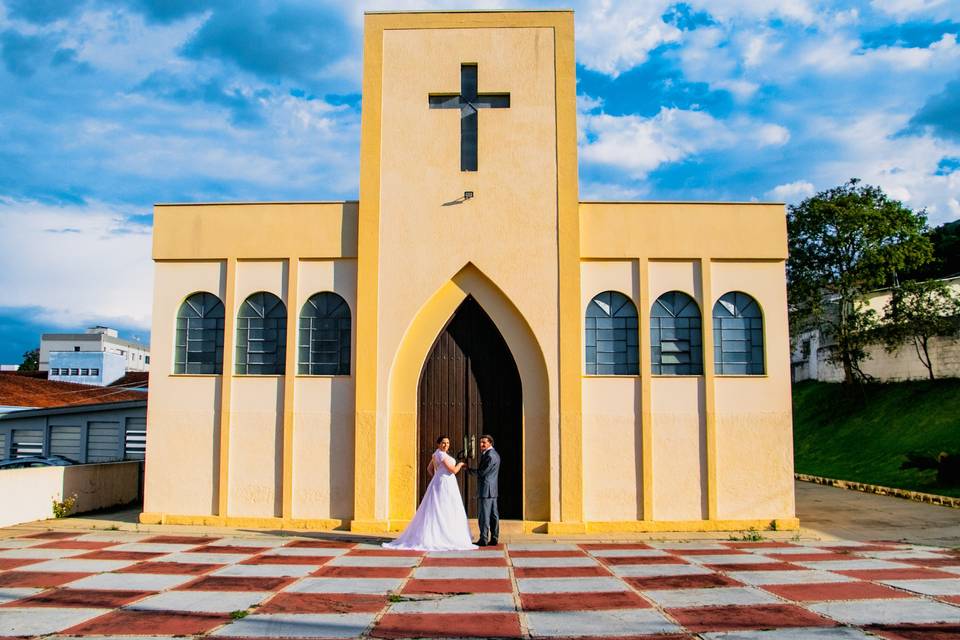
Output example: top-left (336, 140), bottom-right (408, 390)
top-left (711, 261), bottom-right (795, 520)
top-left (580, 260), bottom-right (642, 521)
top-left (145, 260), bottom-right (225, 516)
top-left (292, 260), bottom-right (356, 520)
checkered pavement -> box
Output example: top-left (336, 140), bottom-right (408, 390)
top-left (0, 532), bottom-right (958, 638)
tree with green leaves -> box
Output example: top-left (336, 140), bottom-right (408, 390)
top-left (881, 279), bottom-right (960, 380)
top-left (18, 348), bottom-right (39, 372)
top-left (787, 179), bottom-right (933, 384)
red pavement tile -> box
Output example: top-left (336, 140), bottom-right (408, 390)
top-left (117, 561), bottom-right (220, 575)
top-left (520, 591), bottom-right (650, 611)
top-left (822, 544), bottom-right (895, 552)
top-left (373, 612), bottom-right (521, 638)
top-left (178, 575), bottom-right (295, 591)
top-left (725, 541), bottom-right (798, 549)
top-left (707, 562), bottom-right (803, 572)
top-left (0, 558), bottom-right (41, 571)
top-left (939, 595), bottom-right (960, 605)
top-left (868, 624), bottom-right (960, 639)
top-left (509, 550), bottom-right (585, 558)
top-left (0, 571), bottom-right (90, 588)
top-left (23, 531), bottom-right (78, 540)
top-left (762, 581), bottom-right (913, 602)
top-left (767, 552), bottom-right (856, 562)
top-left (669, 604), bottom-right (836, 632)
top-left (839, 568), bottom-right (960, 581)
top-left (349, 549), bottom-right (424, 557)
top-left (579, 543), bottom-right (652, 550)
top-left (601, 555), bottom-right (687, 565)
top-left (402, 578), bottom-right (513, 594)
top-left (903, 558), bottom-right (960, 568)
top-left (666, 548), bottom-right (748, 555)
top-left (514, 566), bottom-right (612, 578)
top-left (35, 540), bottom-right (114, 550)
top-left (75, 550), bottom-right (164, 561)
top-left (626, 573), bottom-right (742, 590)
top-left (544, 636), bottom-right (693, 640)
top-left (241, 554), bottom-right (333, 566)
top-left (63, 609), bottom-right (229, 636)
top-left (4, 588), bottom-right (151, 608)
top-left (312, 566), bottom-right (411, 578)
top-left (258, 592), bottom-right (388, 614)
top-left (285, 539), bottom-right (355, 548)
top-left (421, 556), bottom-right (508, 567)
top-left (142, 535), bottom-right (215, 545)
top-left (193, 545), bottom-right (268, 554)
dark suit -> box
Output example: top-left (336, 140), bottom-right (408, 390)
top-left (475, 447), bottom-right (500, 543)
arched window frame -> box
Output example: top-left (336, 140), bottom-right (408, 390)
top-left (584, 290), bottom-right (639, 375)
top-left (174, 291), bottom-right (225, 375)
top-left (713, 291), bottom-right (765, 375)
top-left (298, 292), bottom-right (352, 376)
top-left (650, 291), bottom-right (703, 375)
top-left (235, 291), bottom-right (287, 375)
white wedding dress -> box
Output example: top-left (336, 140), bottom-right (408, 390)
top-left (383, 449), bottom-right (477, 551)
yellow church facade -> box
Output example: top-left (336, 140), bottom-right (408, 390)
top-left (141, 10), bottom-right (798, 534)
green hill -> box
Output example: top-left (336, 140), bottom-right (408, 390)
top-left (793, 379), bottom-right (960, 498)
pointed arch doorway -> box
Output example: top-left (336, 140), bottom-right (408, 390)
top-left (417, 296), bottom-right (523, 519)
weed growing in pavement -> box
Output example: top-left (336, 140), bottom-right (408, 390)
top-left (230, 610), bottom-right (249, 620)
top-left (728, 528), bottom-right (764, 542)
top-left (52, 494), bottom-right (78, 518)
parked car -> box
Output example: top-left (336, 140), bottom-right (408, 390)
top-left (0, 455), bottom-right (79, 470)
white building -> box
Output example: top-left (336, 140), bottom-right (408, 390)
top-left (40, 327), bottom-right (150, 384)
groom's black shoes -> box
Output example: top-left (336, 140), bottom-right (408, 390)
top-left (489, 539), bottom-right (498, 546)
top-left (474, 539), bottom-right (488, 547)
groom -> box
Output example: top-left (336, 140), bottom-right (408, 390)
top-left (471, 434), bottom-right (500, 546)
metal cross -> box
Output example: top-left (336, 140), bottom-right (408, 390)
top-left (428, 64), bottom-right (510, 172)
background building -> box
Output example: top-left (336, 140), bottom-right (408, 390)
top-left (41, 326), bottom-right (150, 386)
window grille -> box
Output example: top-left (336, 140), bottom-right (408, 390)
top-left (49, 425), bottom-right (82, 459)
top-left (651, 291), bottom-right (703, 375)
top-left (236, 292), bottom-right (287, 375)
top-left (124, 417), bottom-right (146, 460)
top-left (299, 292), bottom-right (351, 375)
top-left (174, 292), bottom-right (225, 374)
top-left (585, 291), bottom-right (639, 375)
top-left (11, 429), bottom-right (43, 458)
top-left (713, 291), bottom-right (765, 375)
top-left (87, 422), bottom-right (121, 462)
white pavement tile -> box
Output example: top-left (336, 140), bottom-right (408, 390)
top-left (0, 607), bottom-right (110, 636)
top-left (511, 556), bottom-right (599, 568)
top-left (795, 559), bottom-right (913, 571)
top-left (0, 548), bottom-right (88, 559)
top-left (388, 593), bottom-right (516, 613)
top-left (860, 549), bottom-right (952, 560)
top-left (587, 549), bottom-right (671, 558)
top-left (649, 542), bottom-right (731, 550)
top-left (76, 532), bottom-right (151, 543)
top-left (128, 590), bottom-right (272, 613)
top-left (728, 570), bottom-right (856, 586)
top-left (753, 546), bottom-right (834, 556)
top-left (525, 608), bottom-right (681, 637)
top-left (685, 554), bottom-right (774, 565)
top-left (507, 544), bottom-right (579, 551)
top-left (802, 540), bottom-right (875, 547)
top-left (0, 539), bottom-right (44, 549)
top-left (426, 550), bottom-right (506, 558)
top-left (109, 542), bottom-right (197, 553)
top-left (610, 563), bottom-right (712, 578)
top-left (327, 555), bottom-right (420, 567)
top-left (151, 552), bottom-right (247, 565)
top-left (941, 566), bottom-right (960, 576)
top-left (413, 566), bottom-right (509, 579)
top-left (263, 547), bottom-right (347, 557)
top-left (0, 588), bottom-right (43, 605)
top-left (206, 537), bottom-right (289, 548)
top-left (642, 586), bottom-right (781, 609)
top-left (211, 613), bottom-right (376, 638)
top-left (809, 598), bottom-right (960, 625)
top-left (516, 577), bottom-right (628, 593)
top-left (18, 558), bottom-right (135, 573)
top-left (700, 628), bottom-right (876, 639)
top-left (211, 564), bottom-right (318, 578)
top-left (67, 572), bottom-right (196, 591)
top-left (285, 577), bottom-right (403, 594)
top-left (881, 579), bottom-right (960, 596)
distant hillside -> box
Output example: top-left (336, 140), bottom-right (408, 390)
top-left (793, 379), bottom-right (960, 498)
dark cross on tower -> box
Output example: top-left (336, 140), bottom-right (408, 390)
top-left (428, 64), bottom-right (510, 172)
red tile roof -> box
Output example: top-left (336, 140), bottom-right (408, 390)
top-left (0, 372), bottom-right (147, 408)
top-left (108, 372), bottom-right (149, 389)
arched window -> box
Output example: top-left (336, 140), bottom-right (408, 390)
top-left (585, 291), bottom-right (639, 375)
top-left (651, 291), bottom-right (703, 375)
top-left (174, 292), bottom-right (224, 374)
top-left (236, 292), bottom-right (287, 375)
top-left (713, 291), bottom-right (765, 375)
top-left (299, 292), bottom-right (351, 375)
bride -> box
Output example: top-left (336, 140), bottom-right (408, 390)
top-left (383, 436), bottom-right (478, 551)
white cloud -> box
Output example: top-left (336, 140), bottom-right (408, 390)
top-left (767, 181), bottom-right (816, 202)
top-left (870, 0), bottom-right (953, 20)
top-left (574, 0), bottom-right (681, 76)
top-left (0, 198), bottom-right (153, 330)
top-left (753, 123), bottom-right (791, 147)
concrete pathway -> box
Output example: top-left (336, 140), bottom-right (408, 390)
top-left (0, 530), bottom-right (959, 638)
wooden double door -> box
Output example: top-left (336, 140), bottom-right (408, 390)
top-left (417, 296), bottom-right (523, 519)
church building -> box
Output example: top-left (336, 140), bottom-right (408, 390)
top-left (142, 10), bottom-right (797, 533)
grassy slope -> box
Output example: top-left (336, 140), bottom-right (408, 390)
top-left (793, 379), bottom-right (960, 498)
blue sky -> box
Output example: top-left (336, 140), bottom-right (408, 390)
top-left (0, 0), bottom-right (958, 363)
